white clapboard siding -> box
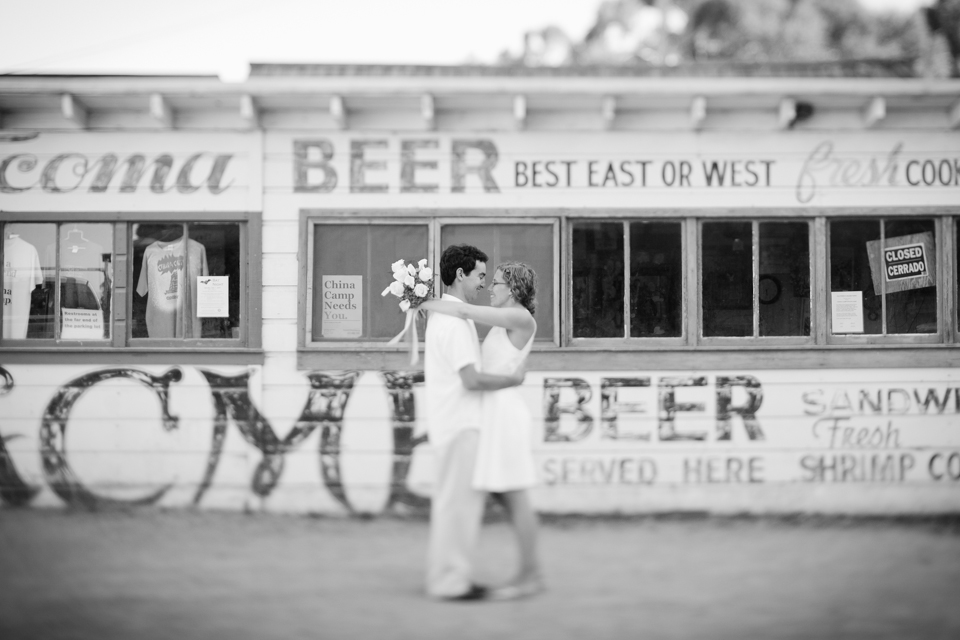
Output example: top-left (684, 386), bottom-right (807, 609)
top-left (261, 254), bottom-right (300, 286)
top-left (262, 221), bottom-right (300, 254)
top-left (262, 319), bottom-right (298, 352)
top-left (260, 285), bottom-right (298, 319)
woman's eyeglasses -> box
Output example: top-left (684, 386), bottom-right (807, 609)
top-left (491, 280), bottom-right (508, 287)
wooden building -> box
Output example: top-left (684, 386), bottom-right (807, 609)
top-left (1, 64), bottom-right (959, 514)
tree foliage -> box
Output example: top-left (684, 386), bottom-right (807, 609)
top-left (502, 0), bottom-right (960, 77)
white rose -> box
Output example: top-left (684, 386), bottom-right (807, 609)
top-left (414, 283), bottom-right (428, 297)
top-left (406, 264), bottom-right (417, 276)
top-left (392, 259), bottom-right (406, 273)
top-left (404, 274), bottom-right (416, 288)
top-left (381, 286), bottom-right (392, 297)
top-left (389, 281), bottom-right (405, 297)
top-left (419, 267), bottom-right (433, 281)
top-left (418, 259), bottom-right (428, 269)
top-left (399, 299), bottom-right (411, 312)
top-left (393, 270), bottom-right (407, 283)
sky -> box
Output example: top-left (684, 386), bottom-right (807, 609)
top-left (0, 0), bottom-right (935, 80)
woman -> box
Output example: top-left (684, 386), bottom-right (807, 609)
top-left (419, 261), bottom-right (543, 600)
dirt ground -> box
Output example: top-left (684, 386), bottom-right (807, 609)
top-left (1, 510), bottom-right (959, 640)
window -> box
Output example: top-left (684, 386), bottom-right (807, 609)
top-left (571, 221), bottom-right (683, 340)
top-left (3, 222), bottom-right (112, 341)
top-left (572, 222), bottom-right (624, 338)
top-left (2, 216), bottom-right (258, 354)
top-left (440, 221), bottom-right (556, 342)
top-left (302, 215), bottom-right (559, 348)
top-left (701, 220), bottom-right (811, 340)
top-left (300, 211), bottom-right (951, 363)
top-left (308, 221), bottom-right (429, 341)
top-left (131, 223), bottom-right (242, 341)
top-left (829, 218), bottom-right (938, 341)
top-left (759, 222), bottom-right (811, 337)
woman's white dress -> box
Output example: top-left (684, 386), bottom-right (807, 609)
top-left (472, 326), bottom-right (537, 492)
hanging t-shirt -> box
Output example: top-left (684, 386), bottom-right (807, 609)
top-left (3, 235), bottom-right (43, 339)
top-left (136, 238), bottom-right (209, 338)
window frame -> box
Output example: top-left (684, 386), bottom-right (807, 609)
top-left (296, 208), bottom-right (959, 371)
top-left (0, 211), bottom-right (261, 362)
top-left (697, 218), bottom-right (815, 347)
top-left (436, 216), bottom-right (560, 347)
top-left (1, 220), bottom-right (112, 346)
top-left (303, 217), bottom-right (434, 348)
top-left (298, 211), bottom-right (561, 355)
top-left (825, 215), bottom-right (943, 346)
top-left (560, 210), bottom-right (956, 354)
top-left (951, 215), bottom-right (959, 345)
top-left (567, 217), bottom-right (688, 348)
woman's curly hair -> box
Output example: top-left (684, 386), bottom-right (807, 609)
top-left (497, 261), bottom-right (537, 315)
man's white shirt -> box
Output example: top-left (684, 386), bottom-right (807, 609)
top-left (423, 294), bottom-right (482, 449)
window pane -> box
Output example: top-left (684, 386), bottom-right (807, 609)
top-left (58, 224), bottom-right (112, 340)
top-left (3, 223), bottom-right (54, 339)
top-left (188, 224), bottom-right (241, 339)
top-left (759, 222), bottom-right (809, 337)
top-left (630, 222), bottom-right (681, 338)
top-left (830, 220), bottom-right (881, 335)
top-left (702, 222), bottom-right (752, 337)
top-left (882, 219), bottom-right (936, 334)
top-left (313, 224), bottom-right (427, 340)
top-left (441, 224), bottom-right (554, 341)
top-left (370, 226), bottom-right (427, 339)
top-left (572, 222), bottom-right (623, 338)
top-left (132, 223), bottom-right (238, 340)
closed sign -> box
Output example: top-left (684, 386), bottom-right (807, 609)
top-left (866, 232), bottom-right (936, 294)
top-left (884, 244), bottom-right (927, 281)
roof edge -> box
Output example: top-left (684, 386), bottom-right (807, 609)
top-left (249, 58), bottom-right (920, 79)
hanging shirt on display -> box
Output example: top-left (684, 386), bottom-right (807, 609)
top-left (136, 238), bottom-right (209, 338)
top-left (3, 235), bottom-right (43, 339)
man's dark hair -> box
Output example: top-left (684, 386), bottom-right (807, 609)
top-left (439, 244), bottom-right (488, 286)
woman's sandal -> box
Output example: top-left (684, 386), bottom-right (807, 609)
top-left (489, 579), bottom-right (545, 601)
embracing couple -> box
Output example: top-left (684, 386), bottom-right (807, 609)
top-left (420, 244), bottom-right (543, 602)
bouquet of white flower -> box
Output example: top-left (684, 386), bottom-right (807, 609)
top-left (381, 258), bottom-right (434, 365)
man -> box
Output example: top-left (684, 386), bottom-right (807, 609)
top-left (424, 244), bottom-right (525, 601)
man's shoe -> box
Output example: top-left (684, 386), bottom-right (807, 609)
top-left (446, 584), bottom-right (489, 601)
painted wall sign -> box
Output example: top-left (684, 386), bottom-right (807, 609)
top-left (266, 132), bottom-right (960, 209)
top-left (320, 275), bottom-right (362, 338)
top-left (0, 132), bottom-right (262, 212)
top-left (866, 232), bottom-right (936, 294)
top-left (1, 365), bottom-right (959, 515)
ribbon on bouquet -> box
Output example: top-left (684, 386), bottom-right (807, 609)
top-left (387, 308), bottom-right (422, 366)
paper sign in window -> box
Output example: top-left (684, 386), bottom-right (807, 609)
top-left (831, 291), bottom-right (864, 334)
top-left (61, 308), bottom-right (103, 339)
top-left (197, 276), bottom-right (229, 317)
top-left (321, 275), bottom-right (362, 338)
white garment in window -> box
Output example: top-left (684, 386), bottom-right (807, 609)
top-left (3, 235), bottom-right (43, 339)
top-left (136, 238), bottom-right (208, 338)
